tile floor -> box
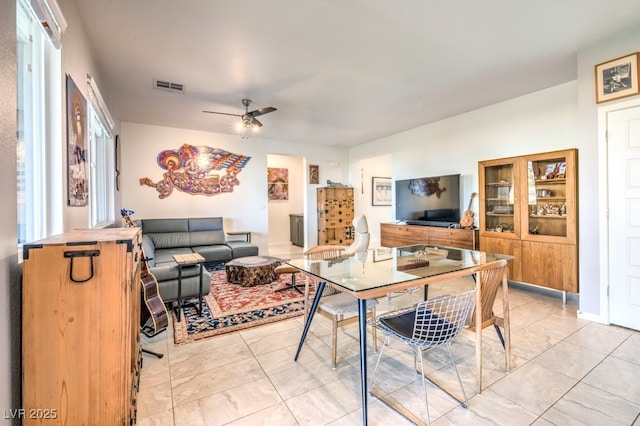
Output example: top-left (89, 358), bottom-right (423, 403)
top-left (136, 244), bottom-right (640, 426)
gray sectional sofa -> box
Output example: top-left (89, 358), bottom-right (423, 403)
top-left (138, 217), bottom-right (259, 303)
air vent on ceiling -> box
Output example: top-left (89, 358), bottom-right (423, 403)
top-left (153, 79), bottom-right (184, 93)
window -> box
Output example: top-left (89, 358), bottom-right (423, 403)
top-left (17, 0), bottom-right (64, 246)
top-left (86, 75), bottom-right (115, 228)
top-left (88, 109), bottom-right (115, 227)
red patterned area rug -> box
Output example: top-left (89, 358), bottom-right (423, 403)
top-left (172, 268), bottom-right (312, 345)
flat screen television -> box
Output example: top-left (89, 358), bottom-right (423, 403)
top-left (395, 174), bottom-right (461, 227)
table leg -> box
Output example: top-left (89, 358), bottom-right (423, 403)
top-left (294, 281), bottom-right (325, 361)
top-left (176, 266), bottom-right (183, 321)
top-left (475, 271), bottom-right (483, 393)
top-left (358, 299), bottom-right (369, 426)
top-left (198, 263), bottom-right (204, 316)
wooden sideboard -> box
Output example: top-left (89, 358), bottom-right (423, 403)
top-left (381, 223), bottom-right (478, 250)
top-left (22, 228), bottom-right (142, 425)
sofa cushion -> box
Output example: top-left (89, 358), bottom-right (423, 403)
top-left (147, 232), bottom-right (191, 249)
top-left (141, 218), bottom-right (189, 233)
top-left (141, 234), bottom-right (156, 267)
top-left (152, 247), bottom-right (194, 264)
top-left (150, 259), bottom-right (203, 282)
top-left (188, 217), bottom-right (223, 232)
top-left (226, 241), bottom-right (259, 258)
top-left (157, 272), bottom-right (212, 303)
top-left (191, 245), bottom-right (233, 263)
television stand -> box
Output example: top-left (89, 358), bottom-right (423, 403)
top-left (381, 223), bottom-right (478, 250)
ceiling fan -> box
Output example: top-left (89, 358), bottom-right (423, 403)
top-left (203, 99), bottom-right (277, 131)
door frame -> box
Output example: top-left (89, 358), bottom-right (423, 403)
top-left (597, 98), bottom-right (640, 325)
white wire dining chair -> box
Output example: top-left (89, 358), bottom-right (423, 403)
top-left (368, 289), bottom-right (476, 426)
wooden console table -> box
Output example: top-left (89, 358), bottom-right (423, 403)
top-left (381, 222), bottom-right (478, 250)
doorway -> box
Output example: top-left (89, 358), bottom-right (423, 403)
top-left (606, 103), bottom-right (640, 331)
top-left (266, 154), bottom-right (305, 253)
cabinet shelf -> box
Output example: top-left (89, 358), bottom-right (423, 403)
top-left (529, 214), bottom-right (566, 219)
top-left (533, 197), bottom-right (565, 201)
top-left (535, 178), bottom-right (566, 184)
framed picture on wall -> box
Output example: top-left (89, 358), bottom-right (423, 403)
top-left (309, 164), bottom-right (319, 184)
top-left (267, 167), bottom-right (289, 200)
top-left (66, 74), bottom-right (89, 206)
top-left (595, 52), bottom-right (640, 103)
top-left (372, 176), bottom-right (392, 206)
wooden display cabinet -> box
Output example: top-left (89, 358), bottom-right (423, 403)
top-left (479, 148), bottom-right (578, 293)
top-left (317, 187), bottom-right (355, 245)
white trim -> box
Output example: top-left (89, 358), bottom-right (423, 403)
top-left (86, 74), bottom-right (115, 137)
top-left (577, 309), bottom-right (608, 325)
top-left (596, 97), bottom-right (640, 327)
top-left (29, 0), bottom-right (67, 48)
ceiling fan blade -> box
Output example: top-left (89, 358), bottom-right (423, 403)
top-left (251, 117), bottom-right (263, 128)
top-left (202, 110), bottom-right (241, 117)
top-left (248, 107), bottom-right (277, 117)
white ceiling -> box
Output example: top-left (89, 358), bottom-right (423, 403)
top-left (72, 0), bottom-right (640, 147)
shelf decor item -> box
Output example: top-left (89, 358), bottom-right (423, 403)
top-left (595, 52), bottom-right (640, 103)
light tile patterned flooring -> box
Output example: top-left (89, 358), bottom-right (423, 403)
top-left (136, 244), bottom-right (640, 425)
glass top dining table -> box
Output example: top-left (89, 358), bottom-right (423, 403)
top-left (286, 244), bottom-right (512, 425)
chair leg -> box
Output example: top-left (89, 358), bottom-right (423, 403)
top-left (275, 272), bottom-right (304, 294)
top-left (417, 349), bottom-right (431, 426)
top-left (331, 317), bottom-right (338, 369)
top-left (445, 343), bottom-right (469, 408)
top-left (368, 335), bottom-right (389, 393)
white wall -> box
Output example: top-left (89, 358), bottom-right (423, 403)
top-left (267, 154), bottom-right (304, 246)
top-left (576, 28), bottom-right (640, 318)
top-left (350, 82), bottom-right (578, 225)
top-left (120, 122), bottom-right (349, 253)
top-left (59, 0), bottom-right (120, 231)
top-left (349, 154), bottom-right (393, 247)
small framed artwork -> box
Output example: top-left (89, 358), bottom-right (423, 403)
top-left (309, 164), bottom-right (319, 184)
top-left (595, 52), bottom-right (640, 103)
top-left (372, 176), bottom-right (392, 206)
top-left (267, 167), bottom-right (288, 200)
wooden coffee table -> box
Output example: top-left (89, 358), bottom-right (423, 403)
top-left (225, 256), bottom-right (282, 287)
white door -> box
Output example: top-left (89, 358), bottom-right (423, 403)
top-left (608, 105), bottom-right (640, 330)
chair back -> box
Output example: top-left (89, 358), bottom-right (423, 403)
top-left (304, 245), bottom-right (345, 260)
top-left (413, 289), bottom-right (476, 345)
top-left (467, 259), bottom-right (509, 330)
top-left (344, 214), bottom-right (370, 254)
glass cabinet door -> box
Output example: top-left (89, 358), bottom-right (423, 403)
top-left (483, 162), bottom-right (516, 235)
top-left (525, 155), bottom-right (568, 237)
